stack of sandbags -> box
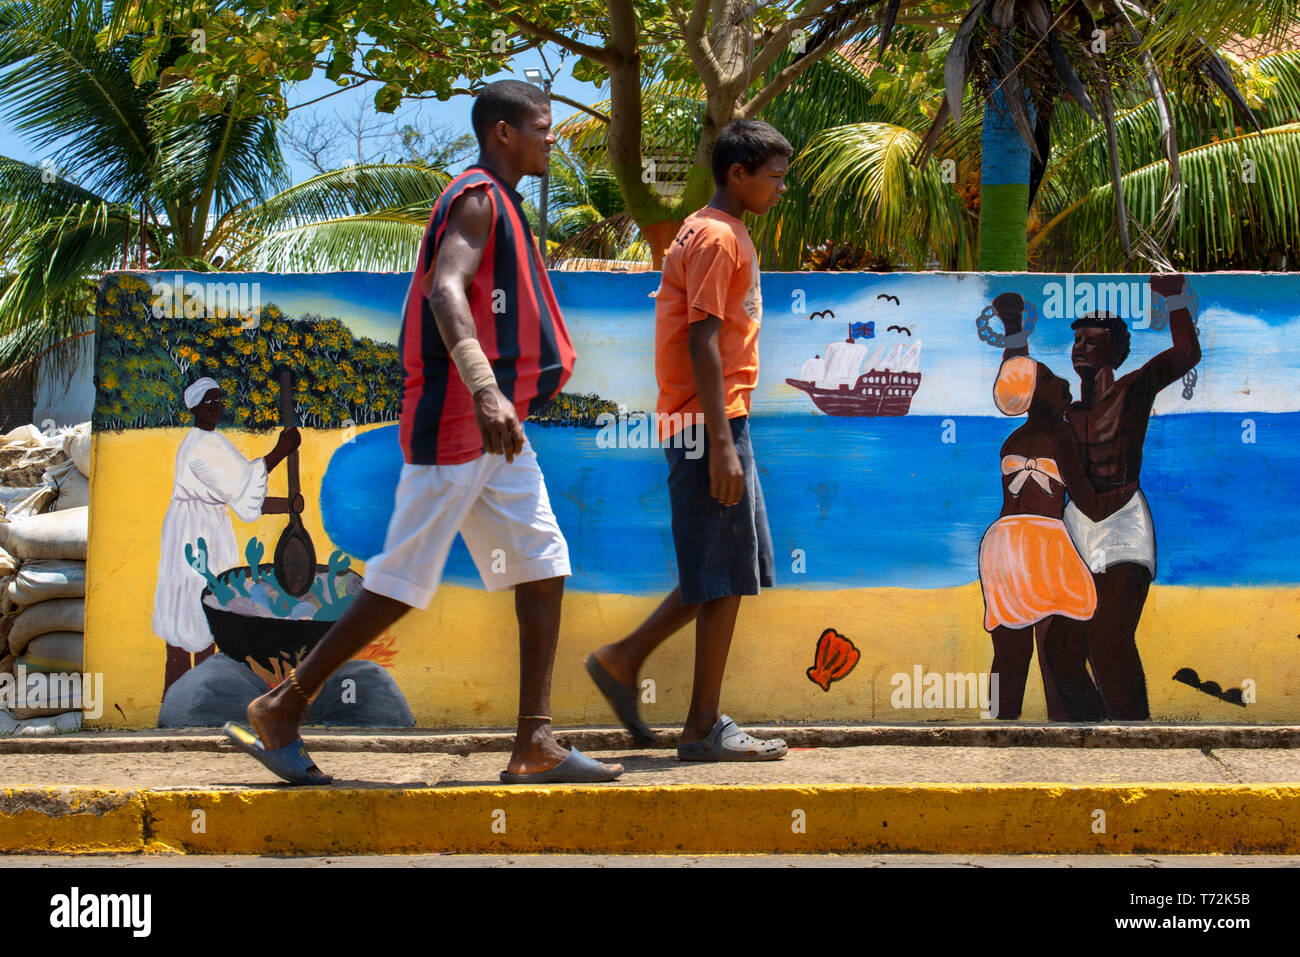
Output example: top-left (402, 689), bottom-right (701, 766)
top-left (0, 506), bottom-right (87, 723)
top-left (38, 422), bottom-right (90, 512)
top-left (0, 424), bottom-right (67, 492)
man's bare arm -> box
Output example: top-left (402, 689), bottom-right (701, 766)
top-left (1136, 274), bottom-right (1201, 393)
top-left (427, 188), bottom-right (524, 462)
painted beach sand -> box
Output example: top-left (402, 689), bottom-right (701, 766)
top-left (88, 427), bottom-right (1300, 727)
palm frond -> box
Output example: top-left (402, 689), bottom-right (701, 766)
top-left (783, 121), bottom-right (975, 269)
top-left (1035, 125), bottom-right (1300, 270)
top-left (0, 198), bottom-right (135, 379)
top-left (0, 0), bottom-right (155, 200)
top-left (148, 75), bottom-right (291, 227)
top-left (0, 154), bottom-right (109, 252)
top-left (227, 212), bottom-right (432, 272)
top-left (232, 163), bottom-right (451, 236)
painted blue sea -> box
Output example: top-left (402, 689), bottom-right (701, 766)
top-left (320, 412), bottom-right (1299, 593)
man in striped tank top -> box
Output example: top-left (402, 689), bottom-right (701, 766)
top-left (226, 81), bottom-right (622, 786)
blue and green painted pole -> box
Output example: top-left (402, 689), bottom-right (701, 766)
top-left (978, 88), bottom-right (1036, 271)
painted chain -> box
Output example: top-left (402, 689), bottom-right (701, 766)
top-left (976, 301), bottom-right (1038, 348)
top-left (1151, 288), bottom-right (1201, 400)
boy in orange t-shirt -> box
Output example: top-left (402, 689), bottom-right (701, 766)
top-left (586, 120), bottom-right (792, 761)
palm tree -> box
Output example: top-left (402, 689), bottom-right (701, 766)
top-left (542, 143), bottom-right (648, 265)
top-left (755, 36), bottom-right (981, 270)
top-left (887, 0), bottom-right (1297, 270)
top-left (0, 0), bottom-right (448, 385)
top-left (1030, 46), bottom-right (1300, 269)
top-left (554, 42), bottom-right (977, 271)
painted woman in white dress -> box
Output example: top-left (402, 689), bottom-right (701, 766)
top-left (153, 377), bottom-right (300, 695)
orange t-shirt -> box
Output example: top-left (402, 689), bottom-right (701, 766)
top-left (654, 207), bottom-right (762, 440)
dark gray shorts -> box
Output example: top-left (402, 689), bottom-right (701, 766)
top-left (665, 416), bottom-right (775, 605)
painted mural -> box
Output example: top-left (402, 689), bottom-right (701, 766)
top-left (88, 268), bottom-right (1300, 727)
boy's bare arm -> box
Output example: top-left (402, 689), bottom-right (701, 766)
top-left (689, 314), bottom-right (744, 506)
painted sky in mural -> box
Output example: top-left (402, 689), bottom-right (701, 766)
top-left (206, 270), bottom-right (1300, 416)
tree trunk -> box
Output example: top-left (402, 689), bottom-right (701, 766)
top-left (642, 220), bottom-right (681, 268)
top-left (977, 90), bottom-right (1033, 271)
top-left (629, 162), bottom-right (714, 268)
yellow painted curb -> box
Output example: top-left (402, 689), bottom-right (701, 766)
top-left (0, 788), bottom-right (144, 853)
top-left (4, 785), bottom-right (1300, 854)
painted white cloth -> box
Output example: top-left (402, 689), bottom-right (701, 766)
top-left (153, 429), bottom-right (268, 652)
top-left (1063, 488), bottom-right (1157, 578)
top-left (184, 377), bottom-right (220, 409)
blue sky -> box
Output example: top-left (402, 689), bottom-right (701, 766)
top-left (0, 37), bottom-right (600, 205)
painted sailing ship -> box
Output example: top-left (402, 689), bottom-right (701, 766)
top-left (785, 324), bottom-right (922, 417)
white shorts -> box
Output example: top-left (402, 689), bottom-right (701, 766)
top-left (1063, 488), bottom-right (1157, 578)
top-left (362, 437), bottom-right (570, 609)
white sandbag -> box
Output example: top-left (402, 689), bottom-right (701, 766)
top-left (7, 560), bottom-right (86, 606)
top-left (18, 632), bottom-right (83, 672)
top-left (9, 710), bottom-right (81, 735)
top-left (62, 425), bottom-right (91, 478)
top-left (1, 425), bottom-right (44, 447)
top-left (0, 507), bottom-right (87, 561)
top-left (10, 697), bottom-right (79, 720)
top-left (44, 458), bottom-right (90, 510)
top-left (51, 469), bottom-right (90, 511)
top-left (0, 547), bottom-right (14, 578)
top-left (0, 486), bottom-right (45, 513)
top-left (2, 486), bottom-right (56, 520)
top-left (8, 603), bottom-right (84, 657)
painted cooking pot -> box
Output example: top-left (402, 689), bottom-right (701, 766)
top-left (201, 562), bottom-right (361, 673)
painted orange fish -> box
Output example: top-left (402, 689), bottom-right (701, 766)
top-left (806, 627), bottom-right (860, 692)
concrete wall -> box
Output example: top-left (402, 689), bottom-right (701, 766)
top-left (34, 333), bottom-right (95, 429)
top-left (86, 269), bottom-right (1300, 728)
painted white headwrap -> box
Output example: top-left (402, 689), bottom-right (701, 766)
top-left (184, 377), bottom-right (220, 409)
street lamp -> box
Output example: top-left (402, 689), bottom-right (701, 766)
top-left (523, 68), bottom-right (551, 258)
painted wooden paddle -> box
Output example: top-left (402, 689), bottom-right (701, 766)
top-left (272, 369), bottom-right (316, 597)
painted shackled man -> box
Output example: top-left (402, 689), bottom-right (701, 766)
top-left (1001, 274), bottom-right (1200, 720)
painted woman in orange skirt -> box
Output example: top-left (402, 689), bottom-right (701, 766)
top-left (981, 356), bottom-right (1137, 720)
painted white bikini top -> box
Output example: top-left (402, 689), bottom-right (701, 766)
top-left (1001, 455), bottom-right (1063, 496)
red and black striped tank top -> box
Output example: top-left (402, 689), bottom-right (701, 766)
top-left (397, 164), bottom-right (575, 465)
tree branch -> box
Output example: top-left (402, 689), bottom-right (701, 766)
top-left (748, 0), bottom-right (839, 80)
top-left (684, 0), bottom-right (723, 89)
top-left (551, 92), bottom-right (610, 124)
top-left (741, 5), bottom-right (877, 119)
top-left (480, 0), bottom-right (613, 64)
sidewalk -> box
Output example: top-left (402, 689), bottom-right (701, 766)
top-left (1, 726), bottom-right (1298, 856)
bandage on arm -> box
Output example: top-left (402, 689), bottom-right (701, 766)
top-left (449, 338), bottom-right (498, 395)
